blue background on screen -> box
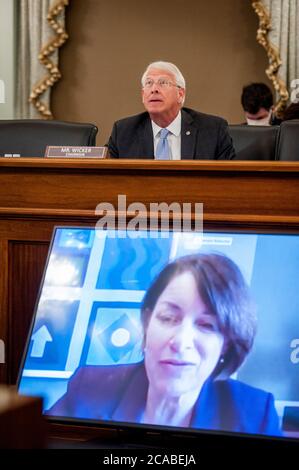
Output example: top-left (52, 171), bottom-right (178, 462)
top-left (96, 236), bottom-right (172, 290)
top-left (82, 302), bottom-right (143, 366)
top-left (238, 234), bottom-right (299, 401)
top-left (24, 300), bottom-right (80, 371)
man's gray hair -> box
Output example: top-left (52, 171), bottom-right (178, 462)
top-left (141, 61), bottom-right (186, 89)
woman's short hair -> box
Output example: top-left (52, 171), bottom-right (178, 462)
top-left (141, 253), bottom-right (257, 380)
top-left (141, 61), bottom-right (186, 90)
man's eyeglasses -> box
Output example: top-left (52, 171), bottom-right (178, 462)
top-left (143, 78), bottom-right (180, 89)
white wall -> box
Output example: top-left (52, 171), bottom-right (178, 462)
top-left (0, 0), bottom-right (16, 118)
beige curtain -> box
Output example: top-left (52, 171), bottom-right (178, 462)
top-left (16, 0), bottom-right (69, 119)
top-left (252, 0), bottom-right (299, 114)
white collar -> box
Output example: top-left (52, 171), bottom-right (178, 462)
top-left (151, 111), bottom-right (181, 137)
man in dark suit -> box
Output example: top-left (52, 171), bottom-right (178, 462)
top-left (107, 61), bottom-right (235, 160)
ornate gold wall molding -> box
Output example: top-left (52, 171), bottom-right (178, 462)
top-left (251, 0), bottom-right (289, 116)
top-left (29, 0), bottom-right (69, 119)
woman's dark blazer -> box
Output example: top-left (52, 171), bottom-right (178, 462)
top-left (47, 362), bottom-right (281, 437)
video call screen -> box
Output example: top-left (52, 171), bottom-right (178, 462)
top-left (18, 227), bottom-right (299, 440)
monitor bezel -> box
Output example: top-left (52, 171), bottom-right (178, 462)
top-left (17, 225), bottom-right (299, 448)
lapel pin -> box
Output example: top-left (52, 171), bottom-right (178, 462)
top-left (186, 131), bottom-right (191, 135)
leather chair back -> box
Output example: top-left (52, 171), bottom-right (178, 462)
top-left (276, 120), bottom-right (299, 161)
top-left (228, 125), bottom-right (279, 161)
top-left (0, 119), bottom-right (98, 157)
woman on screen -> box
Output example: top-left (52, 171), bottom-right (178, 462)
top-left (47, 253), bottom-right (281, 436)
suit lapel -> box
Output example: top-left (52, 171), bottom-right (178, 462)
top-left (181, 109), bottom-right (198, 160)
top-left (137, 111), bottom-right (203, 159)
top-left (139, 115), bottom-right (154, 158)
top-left (111, 364), bottom-right (148, 423)
top-left (191, 379), bottom-right (220, 429)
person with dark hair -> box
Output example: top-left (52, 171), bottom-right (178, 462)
top-left (241, 82), bottom-right (280, 125)
top-left (47, 253), bottom-right (281, 436)
top-left (107, 61), bottom-right (235, 160)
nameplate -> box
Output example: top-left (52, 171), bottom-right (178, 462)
top-left (45, 146), bottom-right (107, 158)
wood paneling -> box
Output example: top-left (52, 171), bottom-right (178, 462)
top-left (0, 159), bottom-right (298, 217)
top-left (8, 242), bottom-right (49, 384)
top-left (0, 240), bottom-right (8, 381)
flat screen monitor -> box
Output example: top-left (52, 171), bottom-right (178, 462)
top-left (17, 227), bottom-right (299, 447)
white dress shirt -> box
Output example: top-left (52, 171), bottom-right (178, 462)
top-left (152, 112), bottom-right (182, 160)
